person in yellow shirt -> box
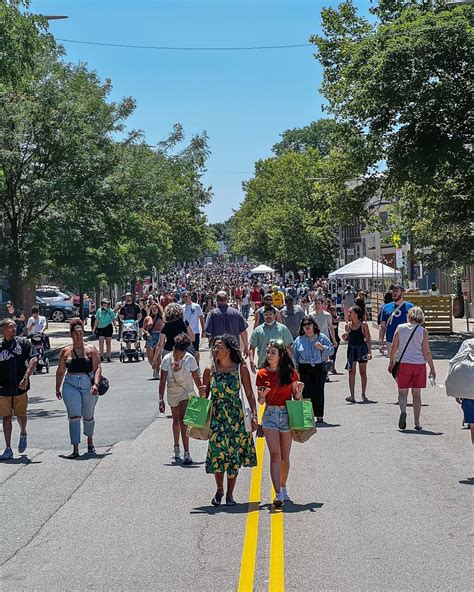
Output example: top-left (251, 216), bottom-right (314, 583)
top-left (271, 285), bottom-right (285, 309)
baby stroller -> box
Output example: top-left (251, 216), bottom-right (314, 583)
top-left (119, 320), bottom-right (145, 362)
top-left (28, 333), bottom-right (50, 374)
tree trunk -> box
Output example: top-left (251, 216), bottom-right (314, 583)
top-left (79, 289), bottom-right (84, 321)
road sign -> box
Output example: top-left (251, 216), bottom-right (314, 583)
top-left (396, 248), bottom-right (404, 268)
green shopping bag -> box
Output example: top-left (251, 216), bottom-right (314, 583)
top-left (183, 395), bottom-right (211, 428)
top-left (286, 399), bottom-right (315, 431)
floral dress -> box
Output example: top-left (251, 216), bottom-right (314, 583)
top-left (205, 366), bottom-right (257, 477)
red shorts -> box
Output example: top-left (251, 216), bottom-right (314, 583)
top-left (397, 363), bottom-right (426, 389)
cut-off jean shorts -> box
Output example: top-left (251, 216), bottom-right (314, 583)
top-left (262, 405), bottom-right (290, 432)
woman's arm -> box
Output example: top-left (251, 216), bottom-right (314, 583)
top-left (186, 324), bottom-right (195, 342)
top-left (158, 370), bottom-right (167, 412)
top-left (89, 346), bottom-right (101, 395)
top-left (362, 322), bottom-right (372, 358)
top-left (55, 348), bottom-right (68, 399)
top-left (240, 364), bottom-right (257, 415)
top-left (421, 328), bottom-right (436, 378)
top-left (318, 334), bottom-right (334, 356)
top-left (202, 366), bottom-right (211, 397)
top-left (152, 333), bottom-right (166, 368)
top-left (191, 369), bottom-right (207, 396)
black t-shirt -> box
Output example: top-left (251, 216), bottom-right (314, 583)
top-left (120, 303), bottom-right (141, 321)
top-left (0, 337), bottom-right (37, 397)
top-left (7, 309), bottom-right (25, 334)
top-left (161, 319), bottom-right (189, 351)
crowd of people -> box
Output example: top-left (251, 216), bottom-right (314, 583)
top-left (0, 262), bottom-right (472, 507)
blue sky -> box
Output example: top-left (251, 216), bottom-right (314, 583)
top-left (34, 0), bottom-right (371, 223)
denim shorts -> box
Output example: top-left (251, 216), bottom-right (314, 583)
top-left (262, 405), bottom-right (290, 432)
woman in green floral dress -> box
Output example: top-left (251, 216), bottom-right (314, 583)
top-left (202, 334), bottom-right (258, 506)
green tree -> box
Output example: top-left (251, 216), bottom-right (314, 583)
top-left (232, 150), bottom-right (337, 272)
top-left (273, 118), bottom-right (352, 157)
top-left (311, 1), bottom-right (474, 267)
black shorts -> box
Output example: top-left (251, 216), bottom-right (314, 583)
top-left (193, 334), bottom-right (200, 351)
top-left (97, 324), bottom-right (113, 338)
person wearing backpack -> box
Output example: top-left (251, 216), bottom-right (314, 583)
top-left (379, 284), bottom-right (414, 356)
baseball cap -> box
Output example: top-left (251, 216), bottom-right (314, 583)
top-left (391, 284), bottom-right (405, 291)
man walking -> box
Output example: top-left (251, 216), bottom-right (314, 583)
top-left (379, 284), bottom-right (414, 355)
top-left (310, 297), bottom-right (337, 347)
top-left (280, 295), bottom-right (306, 339)
top-left (0, 319), bottom-right (38, 459)
top-left (342, 285), bottom-right (356, 322)
top-left (182, 291), bottom-right (205, 365)
top-left (204, 291), bottom-right (249, 357)
top-left (249, 306), bottom-right (293, 373)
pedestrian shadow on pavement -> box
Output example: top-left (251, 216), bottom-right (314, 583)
top-left (459, 478), bottom-right (474, 485)
top-left (0, 456), bottom-right (42, 465)
top-left (190, 501), bottom-right (263, 515)
top-left (356, 399), bottom-right (378, 404)
top-left (58, 452), bottom-right (112, 460)
top-left (262, 501), bottom-right (324, 514)
top-left (163, 461), bottom-right (205, 469)
top-left (315, 423), bottom-right (341, 428)
top-left (389, 402), bottom-right (429, 407)
top-left (27, 408), bottom-right (67, 419)
top-left (399, 429), bottom-right (443, 436)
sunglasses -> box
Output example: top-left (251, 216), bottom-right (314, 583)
top-left (302, 323), bottom-right (313, 327)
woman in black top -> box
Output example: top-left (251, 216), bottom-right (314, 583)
top-left (55, 319), bottom-right (102, 458)
top-left (152, 303), bottom-right (195, 371)
top-left (342, 306), bottom-right (372, 403)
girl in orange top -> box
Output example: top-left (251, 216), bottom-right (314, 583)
top-left (256, 339), bottom-right (303, 508)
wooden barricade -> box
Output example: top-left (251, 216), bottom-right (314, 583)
top-left (370, 292), bottom-right (453, 334)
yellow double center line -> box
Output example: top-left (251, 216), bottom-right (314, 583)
top-left (238, 406), bottom-right (285, 592)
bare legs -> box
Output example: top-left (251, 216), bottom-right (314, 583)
top-left (348, 363), bottom-right (368, 401)
top-left (214, 472), bottom-right (237, 498)
top-left (170, 400), bottom-right (189, 453)
top-left (264, 428), bottom-right (293, 495)
top-left (398, 387), bottom-right (422, 428)
top-left (2, 416), bottom-right (27, 449)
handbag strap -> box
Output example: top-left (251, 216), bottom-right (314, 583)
top-left (397, 324), bottom-right (419, 364)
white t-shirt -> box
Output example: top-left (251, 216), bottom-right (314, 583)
top-left (161, 352), bottom-right (198, 378)
top-left (183, 303), bottom-right (203, 334)
top-left (27, 315), bottom-right (47, 333)
top-left (309, 310), bottom-right (332, 340)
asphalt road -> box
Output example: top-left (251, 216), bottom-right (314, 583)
top-left (0, 332), bottom-right (472, 591)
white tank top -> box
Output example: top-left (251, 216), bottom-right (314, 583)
top-left (396, 323), bottom-right (425, 364)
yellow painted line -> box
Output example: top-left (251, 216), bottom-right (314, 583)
top-left (238, 405), bottom-right (265, 592)
top-left (269, 485), bottom-right (285, 592)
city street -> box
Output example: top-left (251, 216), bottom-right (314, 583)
top-left (1, 329), bottom-right (472, 591)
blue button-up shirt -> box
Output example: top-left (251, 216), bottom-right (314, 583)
top-left (292, 333), bottom-right (334, 366)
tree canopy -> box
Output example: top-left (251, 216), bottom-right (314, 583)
top-left (0, 1), bottom-right (215, 306)
top-left (311, 1), bottom-right (474, 268)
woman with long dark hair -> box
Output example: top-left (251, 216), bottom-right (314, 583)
top-left (292, 316), bottom-right (334, 423)
top-left (257, 339), bottom-right (304, 507)
top-left (202, 334), bottom-right (257, 507)
top-left (143, 301), bottom-right (164, 378)
top-left (343, 305), bottom-right (372, 403)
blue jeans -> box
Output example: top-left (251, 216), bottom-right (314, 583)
top-left (262, 405), bottom-right (290, 432)
top-left (62, 374), bottom-right (99, 444)
top-left (241, 303), bottom-right (250, 320)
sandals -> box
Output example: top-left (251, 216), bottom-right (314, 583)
top-left (273, 497), bottom-right (283, 509)
top-left (345, 396), bottom-right (356, 403)
top-left (67, 451), bottom-right (79, 459)
top-left (226, 496), bottom-right (237, 506)
top-left (414, 425), bottom-right (422, 431)
top-left (88, 446), bottom-right (96, 454)
top-left (211, 491), bottom-right (224, 506)
top-left (361, 395), bottom-right (368, 403)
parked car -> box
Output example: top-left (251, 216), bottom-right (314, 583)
top-left (36, 296), bottom-right (78, 323)
top-left (36, 286), bottom-right (95, 316)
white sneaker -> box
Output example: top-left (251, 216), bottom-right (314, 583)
top-left (173, 446), bottom-right (181, 460)
top-left (183, 451), bottom-right (193, 465)
top-left (280, 487), bottom-right (291, 501)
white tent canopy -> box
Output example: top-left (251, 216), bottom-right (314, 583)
top-left (328, 257), bottom-right (401, 280)
top-left (251, 264), bottom-right (275, 274)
